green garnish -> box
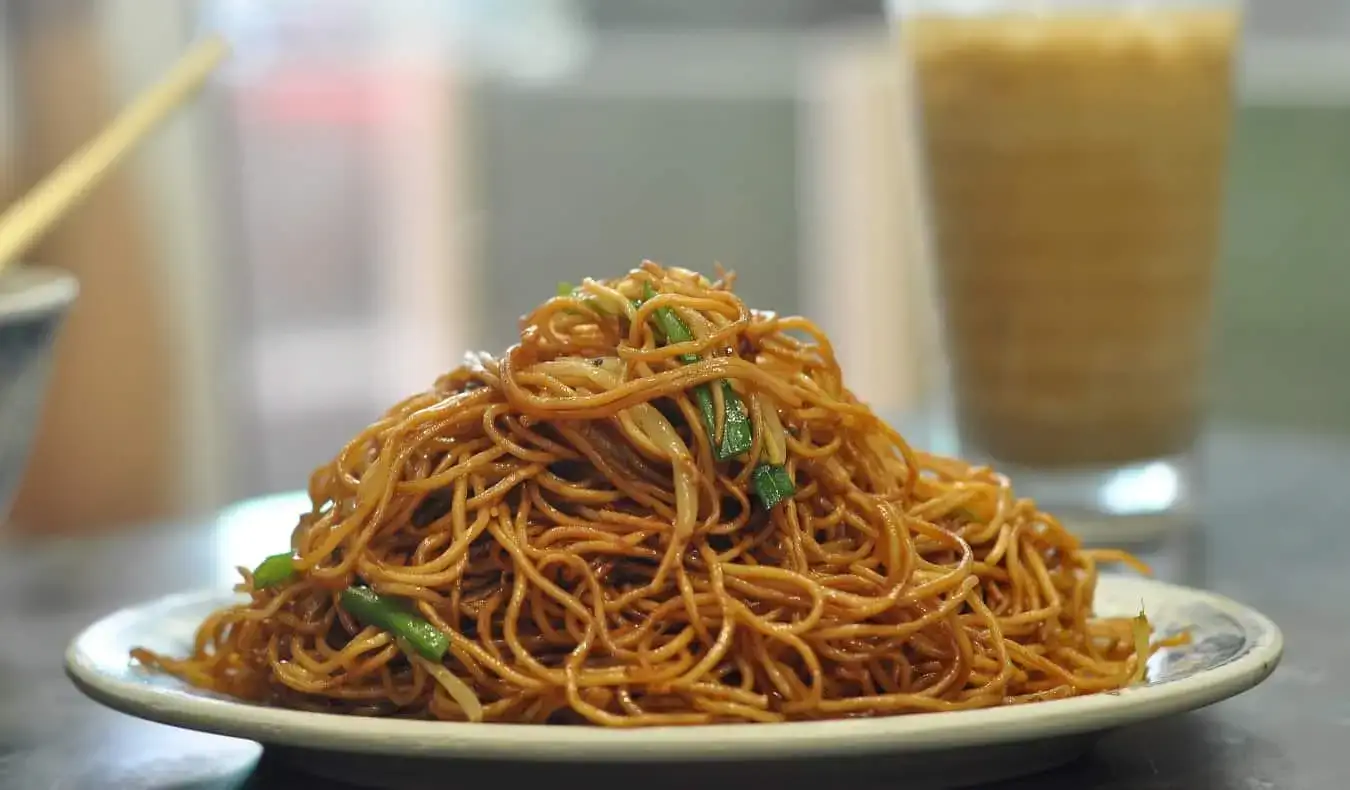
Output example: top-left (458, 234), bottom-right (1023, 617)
top-left (714, 380), bottom-right (753, 461)
top-left (640, 282), bottom-right (752, 460)
top-left (251, 553), bottom-right (297, 589)
top-left (692, 385), bottom-right (719, 447)
top-left (752, 464), bottom-right (796, 510)
top-left (640, 280), bottom-right (786, 503)
top-left (643, 282), bottom-right (700, 364)
top-left (340, 586), bottom-right (449, 661)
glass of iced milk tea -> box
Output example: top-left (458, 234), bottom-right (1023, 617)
top-left (890, 0), bottom-right (1240, 538)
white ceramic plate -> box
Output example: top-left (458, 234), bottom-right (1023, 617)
top-left (66, 576), bottom-right (1281, 787)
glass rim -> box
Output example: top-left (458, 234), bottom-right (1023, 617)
top-left (885, 0), bottom-right (1242, 18)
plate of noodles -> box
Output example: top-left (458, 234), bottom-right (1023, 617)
top-left (66, 264), bottom-right (1281, 784)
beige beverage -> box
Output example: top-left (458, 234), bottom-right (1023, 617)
top-left (905, 8), bottom-right (1239, 467)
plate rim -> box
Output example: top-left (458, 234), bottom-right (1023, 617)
top-left (64, 576), bottom-right (1283, 762)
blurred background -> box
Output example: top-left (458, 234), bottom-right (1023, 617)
top-left (0, 0), bottom-right (1346, 533)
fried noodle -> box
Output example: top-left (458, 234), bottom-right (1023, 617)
top-left (133, 262), bottom-right (1152, 726)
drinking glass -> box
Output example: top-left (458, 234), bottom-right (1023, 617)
top-left (889, 0), bottom-right (1241, 539)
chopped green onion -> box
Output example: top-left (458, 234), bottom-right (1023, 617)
top-left (251, 553), bottom-right (297, 589)
top-left (637, 281), bottom-right (792, 507)
top-left (692, 384), bottom-right (718, 443)
top-left (640, 282), bottom-right (752, 459)
top-left (643, 282), bottom-right (699, 363)
top-left (690, 382), bottom-right (751, 459)
top-left (340, 586), bottom-right (449, 661)
top-left (714, 380), bottom-right (753, 460)
top-left (752, 464), bottom-right (796, 510)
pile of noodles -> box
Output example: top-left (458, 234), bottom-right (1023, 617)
top-left (134, 261), bottom-right (1155, 726)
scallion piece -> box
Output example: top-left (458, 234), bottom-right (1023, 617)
top-left (643, 282), bottom-right (700, 364)
top-left (692, 384), bottom-right (719, 443)
top-left (340, 586), bottom-right (449, 661)
top-left (752, 464), bottom-right (795, 510)
top-left (714, 380), bottom-right (753, 460)
top-left (640, 283), bottom-right (752, 459)
top-left (251, 553), bottom-right (297, 589)
top-left (637, 282), bottom-right (791, 507)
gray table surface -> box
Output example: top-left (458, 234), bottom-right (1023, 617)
top-left (1, 425), bottom-right (1345, 789)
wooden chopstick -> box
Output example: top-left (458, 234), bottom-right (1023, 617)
top-left (0, 34), bottom-right (230, 271)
